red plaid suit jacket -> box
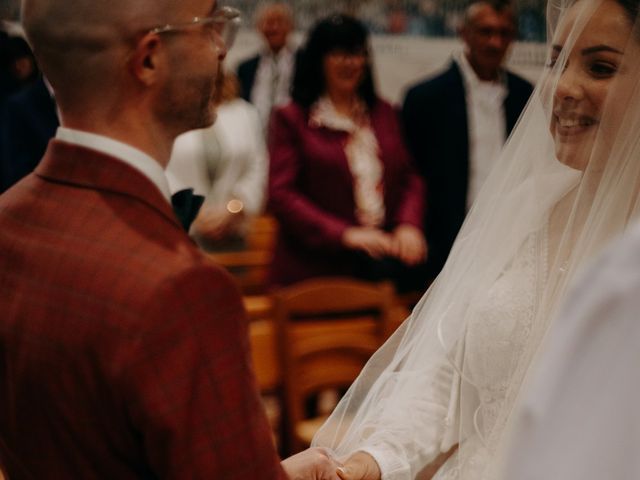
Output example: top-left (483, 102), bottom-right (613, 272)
top-left (0, 141), bottom-right (285, 479)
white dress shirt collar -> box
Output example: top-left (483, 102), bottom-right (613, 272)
top-left (455, 49), bottom-right (506, 89)
top-left (56, 127), bottom-right (172, 203)
top-left (454, 51), bottom-right (508, 211)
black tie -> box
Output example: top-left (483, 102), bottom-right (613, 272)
top-left (171, 188), bottom-right (205, 232)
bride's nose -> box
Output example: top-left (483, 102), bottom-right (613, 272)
top-left (554, 63), bottom-right (584, 103)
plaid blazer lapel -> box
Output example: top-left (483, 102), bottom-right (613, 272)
top-left (35, 140), bottom-right (181, 230)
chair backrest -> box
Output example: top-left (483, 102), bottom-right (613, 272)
top-left (273, 277), bottom-right (395, 453)
top-left (250, 319), bottom-right (280, 392)
top-left (207, 214), bottom-right (278, 295)
top-left (249, 318), bottom-right (283, 451)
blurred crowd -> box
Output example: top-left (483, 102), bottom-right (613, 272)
top-left (0, 0), bottom-right (533, 297)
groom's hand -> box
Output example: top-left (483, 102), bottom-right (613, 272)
top-left (281, 447), bottom-right (343, 479)
top-left (337, 451), bottom-right (381, 480)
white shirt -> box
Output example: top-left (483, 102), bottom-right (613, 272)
top-left (56, 127), bottom-right (171, 203)
top-left (167, 98), bottom-right (267, 216)
top-left (250, 46), bottom-right (295, 129)
top-left (503, 222), bottom-right (640, 480)
top-left (455, 51), bottom-right (507, 211)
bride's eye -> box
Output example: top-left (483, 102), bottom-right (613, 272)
top-left (546, 46), bottom-right (563, 69)
top-left (589, 61), bottom-right (618, 77)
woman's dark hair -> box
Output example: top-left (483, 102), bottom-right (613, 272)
top-left (291, 14), bottom-right (377, 109)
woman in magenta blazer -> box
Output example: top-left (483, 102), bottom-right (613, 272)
top-left (268, 14), bottom-right (428, 291)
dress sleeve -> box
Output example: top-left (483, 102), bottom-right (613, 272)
top-left (356, 353), bottom-right (459, 480)
top-left (268, 106), bottom-right (354, 250)
top-left (119, 264), bottom-right (286, 479)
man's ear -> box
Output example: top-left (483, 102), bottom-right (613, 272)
top-left (130, 34), bottom-right (163, 86)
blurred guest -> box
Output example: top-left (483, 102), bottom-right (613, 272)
top-left (237, 2), bottom-right (296, 130)
top-left (268, 14), bottom-right (427, 292)
top-left (0, 35), bottom-right (39, 101)
top-left (0, 75), bottom-right (58, 192)
top-left (167, 70), bottom-right (267, 250)
top-left (402, 0), bottom-right (533, 278)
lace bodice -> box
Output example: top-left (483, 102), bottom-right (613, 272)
top-left (465, 230), bottom-right (545, 435)
top-left (365, 230), bottom-right (547, 480)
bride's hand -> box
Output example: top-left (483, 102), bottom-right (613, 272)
top-left (337, 451), bottom-right (381, 480)
top-left (281, 447), bottom-right (343, 479)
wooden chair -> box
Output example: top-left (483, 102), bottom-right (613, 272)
top-left (207, 214), bottom-right (278, 295)
top-left (249, 319), bottom-right (283, 451)
top-left (273, 278), bottom-right (396, 454)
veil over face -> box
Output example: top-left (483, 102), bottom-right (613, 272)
top-left (313, 0), bottom-right (640, 478)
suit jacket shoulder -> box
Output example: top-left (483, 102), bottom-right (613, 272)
top-left (504, 69), bottom-right (534, 132)
top-left (506, 70), bottom-right (534, 96)
top-left (236, 54), bottom-right (261, 101)
top-left (0, 142), bottom-right (285, 478)
top-left (404, 62), bottom-right (465, 105)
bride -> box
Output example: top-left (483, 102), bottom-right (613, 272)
top-left (311, 0), bottom-right (640, 478)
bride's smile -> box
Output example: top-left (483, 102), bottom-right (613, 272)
top-left (550, 0), bottom-right (635, 170)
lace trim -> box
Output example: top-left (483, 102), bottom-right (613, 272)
top-left (309, 97), bottom-right (385, 227)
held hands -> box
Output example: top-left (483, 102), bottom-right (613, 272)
top-left (389, 224), bottom-right (427, 266)
top-left (342, 225), bottom-right (427, 266)
top-left (342, 227), bottom-right (394, 260)
top-left (281, 447), bottom-right (344, 480)
top-left (336, 451), bottom-right (381, 480)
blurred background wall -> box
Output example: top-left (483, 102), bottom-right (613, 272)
top-left (1, 0), bottom-right (547, 103)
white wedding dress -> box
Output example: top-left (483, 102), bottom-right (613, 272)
top-left (355, 231), bottom-right (546, 480)
top-left (313, 1), bottom-right (640, 477)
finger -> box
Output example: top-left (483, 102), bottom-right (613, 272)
top-left (337, 466), bottom-right (350, 480)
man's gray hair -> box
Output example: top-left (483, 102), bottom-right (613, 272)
top-left (462, 0), bottom-right (515, 27)
top-left (253, 1), bottom-right (294, 28)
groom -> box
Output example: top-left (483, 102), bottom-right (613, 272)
top-left (0, 0), bottom-right (339, 478)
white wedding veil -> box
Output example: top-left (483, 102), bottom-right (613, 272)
top-left (313, 0), bottom-right (640, 478)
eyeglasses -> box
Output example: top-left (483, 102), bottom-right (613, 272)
top-left (149, 6), bottom-right (242, 49)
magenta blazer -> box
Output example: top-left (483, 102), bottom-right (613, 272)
top-left (268, 98), bottom-right (426, 287)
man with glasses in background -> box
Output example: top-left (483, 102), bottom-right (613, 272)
top-left (0, 0), bottom-right (340, 478)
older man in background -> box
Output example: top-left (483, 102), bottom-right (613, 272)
top-left (402, 0), bottom-right (533, 278)
top-left (237, 1), bottom-right (296, 129)
top-left (0, 0), bottom-right (339, 478)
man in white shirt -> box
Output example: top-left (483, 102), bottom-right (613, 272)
top-left (237, 2), bottom-right (297, 130)
top-left (402, 0), bottom-right (533, 278)
top-left (503, 222), bottom-right (640, 480)
top-left (0, 0), bottom-right (339, 478)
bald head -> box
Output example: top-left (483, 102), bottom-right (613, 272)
top-left (254, 2), bottom-right (293, 53)
top-left (21, 0), bottom-right (193, 110)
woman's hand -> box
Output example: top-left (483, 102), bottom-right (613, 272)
top-left (336, 451), bottom-right (381, 480)
top-left (192, 205), bottom-right (243, 241)
top-left (389, 224), bottom-right (427, 266)
top-left (342, 227), bottom-right (393, 259)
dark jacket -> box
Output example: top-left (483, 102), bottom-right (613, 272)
top-left (402, 61), bottom-right (533, 277)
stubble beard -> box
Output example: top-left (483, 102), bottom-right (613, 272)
top-left (159, 71), bottom-right (218, 135)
